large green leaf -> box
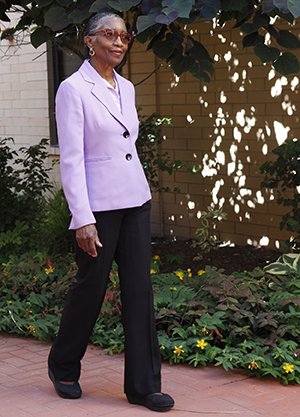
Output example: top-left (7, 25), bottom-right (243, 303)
top-left (263, 262), bottom-right (291, 274)
top-left (30, 26), bottom-right (54, 48)
top-left (190, 63), bottom-right (212, 83)
top-left (254, 43), bottom-right (280, 63)
top-left (273, 52), bottom-right (300, 75)
top-left (56, 0), bottom-right (73, 6)
top-left (44, 5), bottom-right (71, 31)
top-left (288, 0), bottom-right (300, 17)
top-left (89, 0), bottom-right (112, 13)
top-left (170, 54), bottom-right (195, 76)
top-left (108, 0), bottom-right (140, 11)
top-left (243, 32), bottom-right (264, 48)
top-left (277, 30), bottom-right (300, 49)
top-left (136, 12), bottom-right (159, 33)
top-left (36, 0), bottom-right (54, 7)
top-left (221, 0), bottom-right (247, 11)
top-left (162, 0), bottom-right (193, 18)
top-left (152, 38), bottom-right (175, 60)
top-left (188, 37), bottom-right (213, 62)
top-left (199, 59), bottom-right (215, 77)
top-left (68, 8), bottom-right (92, 23)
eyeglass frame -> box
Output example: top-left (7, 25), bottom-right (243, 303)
top-left (88, 29), bottom-right (133, 44)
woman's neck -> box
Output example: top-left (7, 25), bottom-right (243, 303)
top-left (89, 59), bottom-right (115, 88)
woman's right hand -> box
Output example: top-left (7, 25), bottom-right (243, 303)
top-left (76, 224), bottom-right (103, 257)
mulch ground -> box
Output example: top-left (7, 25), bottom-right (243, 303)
top-left (151, 238), bottom-right (282, 275)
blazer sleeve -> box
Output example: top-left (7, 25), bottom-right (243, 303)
top-left (56, 79), bottom-right (96, 230)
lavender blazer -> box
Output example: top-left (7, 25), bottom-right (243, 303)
top-left (56, 60), bottom-right (151, 230)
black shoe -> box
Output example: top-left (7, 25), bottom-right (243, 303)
top-left (48, 368), bottom-right (82, 399)
top-left (127, 393), bottom-right (174, 412)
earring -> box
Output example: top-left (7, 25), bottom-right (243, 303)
top-left (89, 47), bottom-right (95, 57)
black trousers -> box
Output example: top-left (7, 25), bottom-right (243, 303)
top-left (48, 201), bottom-right (161, 397)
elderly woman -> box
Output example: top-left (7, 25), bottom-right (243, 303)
top-left (47, 12), bottom-right (174, 412)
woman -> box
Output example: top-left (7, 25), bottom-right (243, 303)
top-left (47, 12), bottom-right (174, 412)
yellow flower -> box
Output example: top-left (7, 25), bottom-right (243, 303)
top-left (24, 310), bottom-right (33, 316)
top-left (248, 362), bottom-right (259, 370)
top-left (175, 271), bottom-right (184, 280)
top-left (196, 339), bottom-right (208, 349)
top-left (153, 255), bottom-right (160, 260)
top-left (187, 268), bottom-right (192, 277)
top-left (33, 276), bottom-right (42, 281)
top-left (170, 287), bottom-right (177, 291)
top-left (201, 329), bottom-right (209, 335)
top-left (45, 266), bottom-right (54, 275)
top-left (283, 363), bottom-right (294, 373)
top-left (173, 345), bottom-right (184, 356)
top-left (27, 325), bottom-right (35, 333)
top-left (150, 269), bottom-right (157, 274)
top-left (198, 270), bottom-right (205, 276)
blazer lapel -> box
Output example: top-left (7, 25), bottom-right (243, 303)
top-left (79, 60), bottom-right (130, 131)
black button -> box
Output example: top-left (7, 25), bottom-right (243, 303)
top-left (125, 153), bottom-right (132, 161)
top-left (123, 131), bottom-right (129, 138)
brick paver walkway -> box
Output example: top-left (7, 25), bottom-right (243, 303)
top-left (0, 331), bottom-right (300, 416)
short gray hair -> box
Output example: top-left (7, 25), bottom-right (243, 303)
top-left (85, 12), bottom-right (124, 37)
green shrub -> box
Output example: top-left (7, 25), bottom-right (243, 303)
top-left (260, 139), bottom-right (300, 252)
top-left (136, 110), bottom-right (181, 193)
top-left (0, 138), bottom-right (54, 260)
top-left (42, 186), bottom-right (73, 255)
top-left (2, 249), bottom-right (300, 384)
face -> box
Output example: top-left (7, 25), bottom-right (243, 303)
top-left (85, 17), bottom-right (128, 69)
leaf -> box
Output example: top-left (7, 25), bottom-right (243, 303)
top-left (254, 43), bottom-right (280, 63)
top-left (221, 0), bottom-right (247, 11)
top-left (89, 0), bottom-right (112, 13)
top-left (156, 10), bottom-right (179, 25)
top-left (30, 27), bottom-right (54, 48)
top-left (162, 0), bottom-right (193, 19)
top-left (196, 0), bottom-right (220, 20)
top-left (68, 8), bottom-right (92, 23)
top-left (36, 0), bottom-right (54, 7)
top-left (279, 297), bottom-right (300, 307)
top-left (262, 0), bottom-right (276, 13)
top-left (274, 0), bottom-right (290, 13)
top-left (56, 0), bottom-right (73, 6)
top-left (136, 12), bottom-right (159, 33)
top-left (273, 52), bottom-right (300, 75)
top-left (108, 0), bottom-right (140, 11)
top-left (188, 38), bottom-right (213, 62)
top-left (243, 32), bottom-right (264, 48)
top-left (277, 30), bottom-right (300, 49)
top-left (170, 54), bottom-right (195, 76)
top-left (287, 0), bottom-right (300, 17)
top-left (44, 6), bottom-right (71, 31)
top-left (263, 262), bottom-right (291, 274)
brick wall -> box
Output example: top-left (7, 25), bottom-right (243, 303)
top-left (125, 19), bottom-right (300, 249)
top-left (1, 16), bottom-right (299, 249)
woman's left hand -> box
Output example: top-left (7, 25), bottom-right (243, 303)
top-left (76, 224), bottom-right (103, 257)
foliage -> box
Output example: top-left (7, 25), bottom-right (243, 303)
top-left (264, 253), bottom-right (300, 275)
top-left (260, 139), bottom-right (300, 252)
top-left (137, 110), bottom-right (181, 193)
top-left (1, 1), bottom-right (300, 80)
top-left (42, 186), bottom-right (73, 256)
top-left (0, 252), bottom-right (76, 341)
top-left (190, 206), bottom-right (227, 260)
top-left (3, 251), bottom-right (300, 384)
top-left (0, 138), bottom-right (54, 262)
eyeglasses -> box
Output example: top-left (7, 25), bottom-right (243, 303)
top-left (89, 29), bottom-right (133, 44)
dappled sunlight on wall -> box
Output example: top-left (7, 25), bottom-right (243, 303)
top-left (141, 18), bottom-right (300, 249)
